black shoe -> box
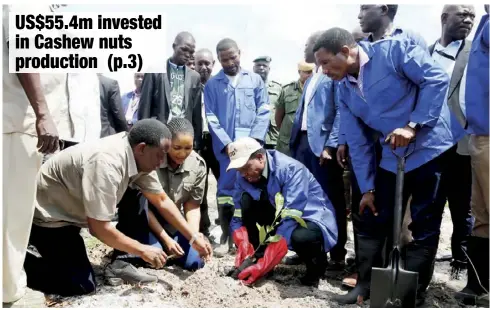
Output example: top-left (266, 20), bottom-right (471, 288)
top-left (300, 255), bottom-right (327, 287)
top-left (333, 236), bottom-right (384, 305)
top-left (450, 259), bottom-right (468, 280)
top-left (105, 259), bottom-right (158, 286)
top-left (455, 236), bottom-right (489, 307)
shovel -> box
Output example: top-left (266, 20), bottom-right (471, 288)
top-left (370, 145), bottom-right (418, 308)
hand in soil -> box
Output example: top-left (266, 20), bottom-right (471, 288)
top-left (140, 244), bottom-right (167, 269)
top-left (164, 238), bottom-right (185, 258)
top-left (192, 233), bottom-right (212, 262)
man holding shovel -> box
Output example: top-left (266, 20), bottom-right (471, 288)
top-left (313, 28), bottom-right (465, 306)
top-left (225, 137), bottom-right (339, 287)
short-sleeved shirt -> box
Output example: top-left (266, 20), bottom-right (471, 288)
top-left (156, 150), bottom-right (207, 234)
top-left (156, 150), bottom-right (207, 209)
top-left (34, 132), bottom-right (163, 228)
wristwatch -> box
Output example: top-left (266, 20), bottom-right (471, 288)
top-left (407, 122), bottom-right (420, 131)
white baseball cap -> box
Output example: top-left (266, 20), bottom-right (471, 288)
top-left (226, 137), bottom-right (262, 171)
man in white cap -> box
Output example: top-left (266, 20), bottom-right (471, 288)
top-left (226, 137), bottom-right (338, 287)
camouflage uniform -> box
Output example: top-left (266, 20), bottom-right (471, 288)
top-left (265, 80), bottom-right (282, 148)
top-left (275, 80), bottom-right (303, 156)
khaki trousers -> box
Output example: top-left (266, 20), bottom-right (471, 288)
top-left (2, 133), bottom-right (42, 303)
top-left (468, 135), bottom-right (489, 238)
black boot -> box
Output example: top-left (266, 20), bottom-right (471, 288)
top-left (300, 254), bottom-right (328, 287)
top-left (333, 236), bottom-right (384, 305)
top-left (403, 243), bottom-right (437, 307)
top-left (455, 236), bottom-right (489, 307)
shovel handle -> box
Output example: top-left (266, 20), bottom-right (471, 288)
top-left (391, 142), bottom-right (415, 250)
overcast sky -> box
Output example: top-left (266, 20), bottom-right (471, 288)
top-left (58, 3), bottom-right (487, 93)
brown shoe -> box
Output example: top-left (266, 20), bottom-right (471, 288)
top-left (342, 272), bottom-right (358, 288)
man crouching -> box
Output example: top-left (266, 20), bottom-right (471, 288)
top-left (226, 137), bottom-right (338, 286)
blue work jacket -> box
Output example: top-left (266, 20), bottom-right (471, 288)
top-left (339, 27), bottom-right (429, 145)
top-left (289, 74), bottom-right (340, 158)
top-left (204, 68), bottom-right (270, 199)
top-left (465, 14), bottom-right (489, 136)
top-left (230, 150), bottom-right (338, 253)
top-left (339, 39), bottom-right (465, 194)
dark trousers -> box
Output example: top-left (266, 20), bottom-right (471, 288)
top-left (114, 188), bottom-right (203, 270)
top-left (199, 132), bottom-right (221, 235)
top-left (440, 146), bottom-right (474, 262)
top-left (358, 153), bottom-right (447, 248)
top-left (240, 192), bottom-right (324, 260)
top-left (24, 224), bottom-right (96, 296)
top-left (295, 133), bottom-right (346, 261)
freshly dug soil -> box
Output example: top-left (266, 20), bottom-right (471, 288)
top-left (54, 175), bottom-right (472, 308)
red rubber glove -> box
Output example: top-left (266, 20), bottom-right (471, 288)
top-left (232, 226), bottom-right (255, 268)
top-left (238, 237), bottom-right (288, 285)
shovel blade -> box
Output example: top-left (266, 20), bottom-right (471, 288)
top-left (370, 267), bottom-right (418, 308)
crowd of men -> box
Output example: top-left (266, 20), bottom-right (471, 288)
top-left (3, 3), bottom-right (489, 308)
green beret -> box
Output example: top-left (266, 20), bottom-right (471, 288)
top-left (253, 56), bottom-right (272, 63)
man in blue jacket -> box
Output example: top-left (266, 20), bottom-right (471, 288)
top-left (455, 5), bottom-right (489, 307)
top-left (313, 28), bottom-right (465, 305)
top-left (227, 137), bottom-right (338, 287)
top-left (204, 38), bottom-right (270, 256)
top-left (290, 32), bottom-right (346, 269)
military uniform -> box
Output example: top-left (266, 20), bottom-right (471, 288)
top-left (265, 79), bottom-right (282, 148)
top-left (252, 56), bottom-right (282, 149)
top-left (276, 80), bottom-right (303, 156)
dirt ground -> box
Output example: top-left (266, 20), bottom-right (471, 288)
top-left (54, 174), bottom-right (474, 308)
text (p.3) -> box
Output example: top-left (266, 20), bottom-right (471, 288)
top-left (9, 12), bottom-right (167, 73)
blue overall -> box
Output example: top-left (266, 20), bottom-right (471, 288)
top-left (204, 69), bottom-right (270, 207)
top-left (230, 150), bottom-right (338, 253)
top-left (465, 13), bottom-right (489, 136)
top-left (338, 27), bottom-right (429, 145)
top-left (339, 39), bottom-right (465, 247)
top-left (289, 74), bottom-right (346, 260)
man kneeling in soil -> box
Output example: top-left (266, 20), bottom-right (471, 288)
top-left (227, 137), bottom-right (339, 286)
top-left (24, 119), bottom-right (211, 297)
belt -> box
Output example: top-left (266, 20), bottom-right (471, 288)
top-left (59, 139), bottom-right (78, 150)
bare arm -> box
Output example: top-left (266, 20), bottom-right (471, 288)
top-left (183, 201), bottom-right (201, 233)
top-left (143, 191), bottom-right (211, 259)
top-left (148, 209), bottom-right (172, 244)
top-left (16, 73), bottom-right (59, 154)
top-left (87, 217), bottom-right (168, 268)
top-left (87, 217), bottom-right (145, 256)
top-left (275, 106), bottom-right (285, 129)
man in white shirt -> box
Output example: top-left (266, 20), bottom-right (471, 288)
top-left (3, 5), bottom-right (101, 306)
top-left (429, 4), bottom-right (476, 279)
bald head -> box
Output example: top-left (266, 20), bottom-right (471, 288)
top-left (304, 31), bottom-right (323, 63)
top-left (441, 5), bottom-right (475, 43)
top-left (195, 48), bottom-right (215, 84)
top-left (174, 31), bottom-right (195, 45)
top-left (171, 31), bottom-right (196, 66)
top-left (195, 48), bottom-right (213, 60)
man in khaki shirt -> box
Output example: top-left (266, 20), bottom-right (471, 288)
top-left (24, 119), bottom-right (211, 297)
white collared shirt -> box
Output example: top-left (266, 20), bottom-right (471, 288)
top-left (301, 66), bottom-right (322, 131)
top-left (347, 46), bottom-right (370, 99)
top-left (432, 40), bottom-right (465, 116)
